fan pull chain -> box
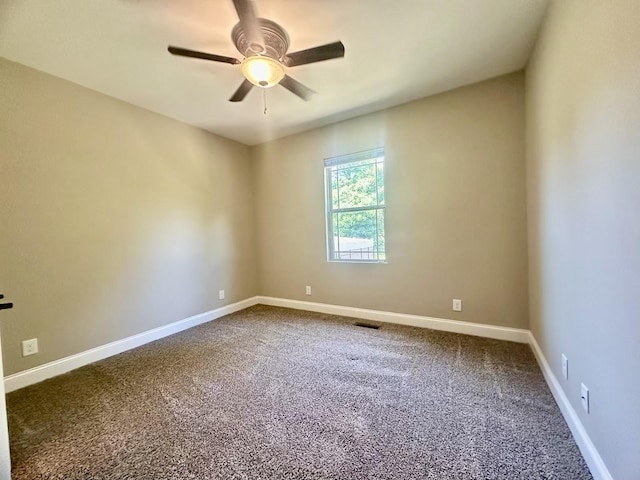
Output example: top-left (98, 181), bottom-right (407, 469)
top-left (263, 88), bottom-right (267, 115)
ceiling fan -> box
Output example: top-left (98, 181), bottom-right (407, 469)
top-left (168, 0), bottom-right (345, 103)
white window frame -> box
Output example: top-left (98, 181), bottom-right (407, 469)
top-left (324, 147), bottom-right (386, 263)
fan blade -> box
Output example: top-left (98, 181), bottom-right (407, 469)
top-left (168, 46), bottom-right (240, 65)
top-left (232, 0), bottom-right (265, 53)
top-left (283, 41), bottom-right (345, 67)
top-left (229, 79), bottom-right (254, 102)
top-left (279, 75), bottom-right (316, 101)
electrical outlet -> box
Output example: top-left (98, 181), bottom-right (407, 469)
top-left (22, 338), bottom-right (38, 357)
top-left (219, 290), bottom-right (225, 300)
top-left (581, 383), bottom-right (590, 413)
top-left (562, 354), bottom-right (568, 380)
top-left (452, 299), bottom-right (462, 312)
top-left (305, 286), bottom-right (311, 296)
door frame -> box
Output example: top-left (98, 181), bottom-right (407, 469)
top-left (0, 333), bottom-right (10, 480)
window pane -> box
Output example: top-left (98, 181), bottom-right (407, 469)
top-left (376, 209), bottom-right (386, 261)
top-left (332, 210), bottom-right (384, 261)
top-left (325, 149), bottom-right (385, 263)
top-left (331, 170), bottom-right (339, 208)
top-left (332, 212), bottom-right (339, 254)
top-left (376, 161), bottom-right (385, 205)
top-left (335, 162), bottom-right (378, 209)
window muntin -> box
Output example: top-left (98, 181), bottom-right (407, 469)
top-left (325, 148), bottom-right (385, 263)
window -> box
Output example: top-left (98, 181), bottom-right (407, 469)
top-left (324, 148), bottom-right (385, 262)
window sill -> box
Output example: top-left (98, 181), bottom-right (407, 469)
top-left (327, 260), bottom-right (388, 264)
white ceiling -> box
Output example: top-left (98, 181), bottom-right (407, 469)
top-left (0, 0), bottom-right (548, 145)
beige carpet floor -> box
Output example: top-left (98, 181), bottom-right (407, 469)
top-left (7, 305), bottom-right (592, 479)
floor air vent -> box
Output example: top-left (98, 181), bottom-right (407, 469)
top-left (354, 322), bottom-right (380, 329)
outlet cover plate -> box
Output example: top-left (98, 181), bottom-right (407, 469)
top-left (581, 383), bottom-right (590, 413)
top-left (452, 299), bottom-right (462, 312)
top-left (22, 338), bottom-right (38, 357)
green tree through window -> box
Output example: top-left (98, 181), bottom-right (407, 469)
top-left (325, 148), bottom-right (385, 262)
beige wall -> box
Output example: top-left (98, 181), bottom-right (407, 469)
top-left (0, 59), bottom-right (256, 376)
top-left (526, 1), bottom-right (640, 478)
top-left (252, 73), bottom-right (528, 328)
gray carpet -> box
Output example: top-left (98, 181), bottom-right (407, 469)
top-left (7, 305), bottom-right (592, 479)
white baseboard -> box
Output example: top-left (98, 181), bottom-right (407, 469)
top-left (3, 296), bottom-right (259, 393)
top-left (3, 296), bottom-right (527, 393)
top-left (256, 296), bottom-right (530, 343)
top-left (528, 333), bottom-right (612, 480)
top-left (258, 297), bottom-right (610, 479)
top-left (2, 294), bottom-right (611, 480)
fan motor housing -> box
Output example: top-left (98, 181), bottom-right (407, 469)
top-left (231, 18), bottom-right (290, 60)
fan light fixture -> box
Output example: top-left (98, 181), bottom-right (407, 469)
top-left (241, 55), bottom-right (285, 88)
top-left (167, 0), bottom-right (346, 102)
